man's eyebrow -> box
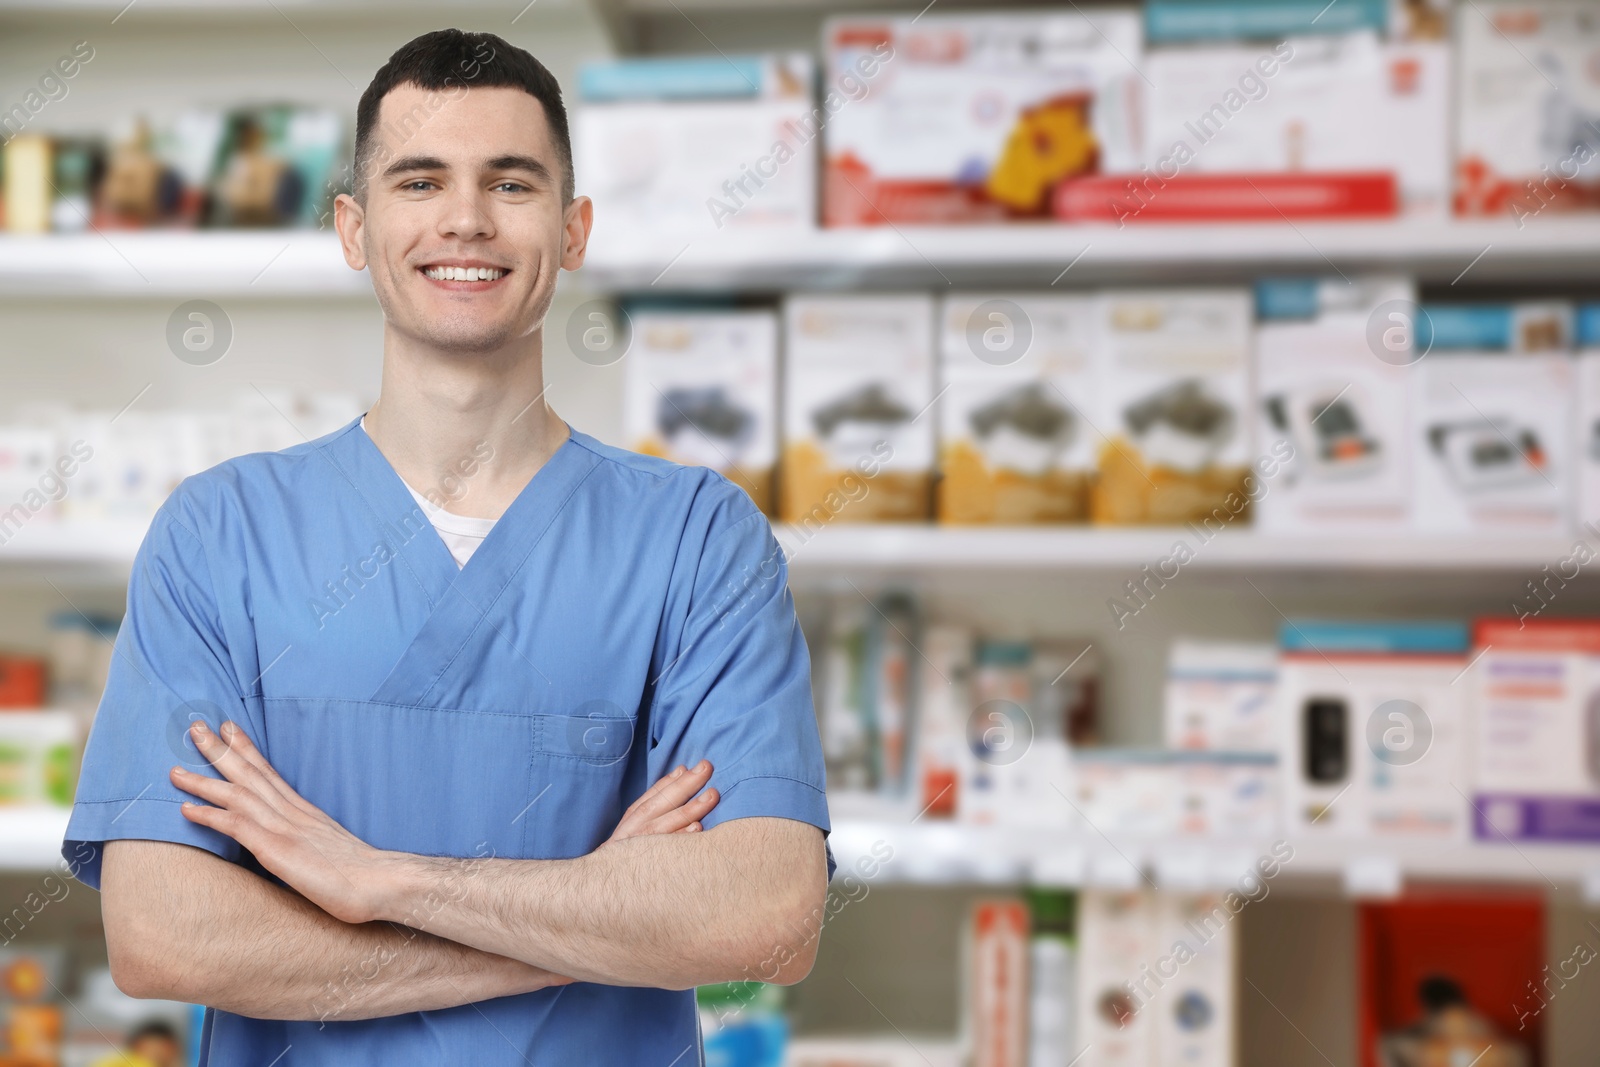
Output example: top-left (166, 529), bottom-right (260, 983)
top-left (486, 155), bottom-right (554, 183)
top-left (381, 155), bottom-right (450, 179)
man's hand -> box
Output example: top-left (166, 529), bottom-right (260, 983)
top-left (173, 720), bottom-right (720, 926)
top-left (608, 759), bottom-right (718, 842)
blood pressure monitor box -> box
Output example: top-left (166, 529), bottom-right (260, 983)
top-left (623, 308), bottom-right (778, 514)
top-left (1091, 289), bottom-right (1255, 525)
top-left (937, 294), bottom-right (1098, 524)
top-left (822, 11), bottom-right (1144, 224)
top-left (1254, 276), bottom-right (1418, 533)
top-left (781, 294), bottom-right (936, 523)
top-left (1473, 618), bottom-right (1600, 843)
top-left (1414, 303), bottom-right (1574, 535)
top-left (1455, 4), bottom-right (1600, 218)
top-left (575, 54), bottom-right (817, 245)
top-left (1576, 304), bottom-right (1600, 528)
top-left (1278, 620), bottom-right (1470, 840)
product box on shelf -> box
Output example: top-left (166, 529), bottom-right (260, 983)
top-left (1152, 893), bottom-right (1236, 1067)
top-left (1164, 640), bottom-right (1278, 752)
top-left (1359, 894), bottom-right (1543, 1067)
top-left (916, 625), bottom-right (974, 819)
top-left (1413, 303), bottom-right (1574, 536)
top-left (962, 640), bottom-right (1077, 828)
top-left (937, 294), bottom-right (1098, 524)
top-left (575, 54), bottom-right (817, 241)
top-left (968, 899), bottom-right (1030, 1067)
top-left (1472, 618), bottom-right (1600, 843)
top-left (0, 427), bottom-right (62, 530)
top-left (816, 594), bottom-right (920, 800)
top-left (1027, 889), bottom-right (1078, 1067)
top-left (1278, 620), bottom-right (1470, 840)
top-left (1143, 0), bottom-right (1394, 42)
top-left (622, 307), bottom-right (778, 513)
top-left (1076, 890), bottom-right (1157, 1067)
top-left (1254, 276), bottom-right (1419, 533)
top-left (1033, 638), bottom-right (1101, 747)
top-left (1136, 31), bottom-right (1447, 219)
top-left (1071, 750), bottom-right (1279, 839)
top-left (822, 11), bottom-right (1144, 224)
top-left (781, 294), bottom-right (935, 523)
top-left (0, 711), bottom-right (78, 807)
top-left (1576, 303), bottom-right (1600, 529)
top-left (1455, 3), bottom-right (1600, 218)
top-left (1091, 289), bottom-right (1255, 525)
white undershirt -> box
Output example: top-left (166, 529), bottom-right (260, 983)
top-left (362, 417), bottom-right (497, 569)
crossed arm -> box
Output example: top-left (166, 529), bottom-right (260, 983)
top-left (103, 720), bottom-right (828, 1020)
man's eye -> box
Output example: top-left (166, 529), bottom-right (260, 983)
top-left (493, 182), bottom-right (529, 193)
top-left (404, 180), bottom-right (437, 192)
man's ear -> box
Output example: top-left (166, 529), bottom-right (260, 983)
top-left (561, 195), bottom-right (594, 272)
top-left (334, 193), bottom-right (367, 272)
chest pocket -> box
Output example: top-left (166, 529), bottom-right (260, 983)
top-left (525, 701), bottom-right (639, 859)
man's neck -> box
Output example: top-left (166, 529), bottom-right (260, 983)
top-left (363, 326), bottom-right (569, 521)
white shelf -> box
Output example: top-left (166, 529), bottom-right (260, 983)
top-left (0, 517), bottom-right (1583, 575)
top-left (827, 817), bottom-right (1600, 895)
top-left (0, 232), bottom-right (370, 298)
top-left (775, 524), bottom-right (1580, 573)
top-left (8, 217), bottom-right (1597, 297)
top-left (0, 808), bottom-right (71, 872)
top-left (0, 521), bottom-right (146, 570)
top-left (581, 216), bottom-right (1600, 290)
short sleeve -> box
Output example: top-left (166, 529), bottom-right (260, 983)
top-left (62, 507), bottom-right (255, 890)
top-left (648, 507), bottom-right (832, 870)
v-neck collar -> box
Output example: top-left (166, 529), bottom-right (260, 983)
top-left (340, 414), bottom-right (587, 607)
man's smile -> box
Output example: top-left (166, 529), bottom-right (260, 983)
top-left (419, 260), bottom-right (511, 286)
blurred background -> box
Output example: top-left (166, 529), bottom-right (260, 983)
top-left (1, 0), bottom-right (1598, 1064)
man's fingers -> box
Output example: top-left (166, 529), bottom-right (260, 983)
top-left (634, 760), bottom-right (712, 822)
top-left (619, 763), bottom-right (688, 822)
top-left (648, 786), bottom-right (719, 836)
top-left (210, 721), bottom-right (315, 812)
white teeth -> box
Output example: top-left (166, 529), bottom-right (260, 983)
top-left (423, 266), bottom-right (504, 282)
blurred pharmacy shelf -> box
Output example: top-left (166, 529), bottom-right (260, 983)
top-left (0, 804), bottom-right (1590, 888)
top-left (582, 217), bottom-right (1600, 290)
top-left (0, 519), bottom-right (1589, 575)
top-left (8, 217), bottom-right (1600, 297)
top-left (0, 808), bottom-right (70, 871)
top-left (773, 524), bottom-right (1584, 573)
top-left (826, 817), bottom-right (1600, 896)
top-left (0, 232), bottom-right (369, 298)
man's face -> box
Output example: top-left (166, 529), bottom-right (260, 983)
top-left (334, 84), bottom-right (591, 354)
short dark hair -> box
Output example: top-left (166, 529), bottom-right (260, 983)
top-left (354, 29), bottom-right (573, 203)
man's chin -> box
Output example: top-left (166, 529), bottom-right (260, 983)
top-left (406, 319), bottom-right (525, 356)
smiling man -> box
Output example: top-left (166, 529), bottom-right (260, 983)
top-left (61, 29), bottom-right (831, 1065)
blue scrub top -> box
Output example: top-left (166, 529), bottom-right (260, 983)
top-left (63, 419), bottom-right (831, 1066)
